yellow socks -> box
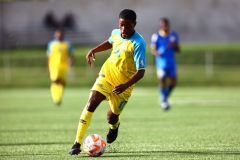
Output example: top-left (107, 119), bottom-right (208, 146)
top-left (50, 83), bottom-right (63, 104)
top-left (75, 108), bottom-right (93, 144)
top-left (110, 117), bottom-right (120, 130)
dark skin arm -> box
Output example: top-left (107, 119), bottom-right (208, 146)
top-left (47, 57), bottom-right (50, 75)
top-left (112, 69), bottom-right (145, 94)
top-left (86, 40), bottom-right (112, 67)
top-left (151, 45), bottom-right (160, 57)
top-left (68, 55), bottom-right (74, 66)
top-left (151, 42), bottom-right (180, 57)
top-left (86, 40), bottom-right (145, 94)
top-left (167, 42), bottom-right (180, 52)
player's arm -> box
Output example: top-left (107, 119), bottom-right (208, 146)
top-left (167, 33), bottom-right (180, 53)
top-left (46, 43), bottom-right (51, 75)
top-left (150, 45), bottom-right (160, 57)
top-left (168, 42), bottom-right (180, 52)
top-left (150, 33), bottom-right (160, 56)
top-left (47, 57), bottom-right (50, 75)
top-left (113, 41), bottom-right (146, 94)
top-left (86, 40), bottom-right (112, 67)
top-left (112, 69), bottom-right (145, 95)
top-left (68, 41), bottom-right (74, 66)
top-left (68, 55), bottom-right (74, 66)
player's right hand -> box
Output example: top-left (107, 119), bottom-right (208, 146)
top-left (86, 50), bottom-right (96, 67)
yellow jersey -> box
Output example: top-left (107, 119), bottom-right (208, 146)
top-left (100, 29), bottom-right (146, 89)
top-left (47, 39), bottom-right (73, 73)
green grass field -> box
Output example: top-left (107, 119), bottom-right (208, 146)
top-left (0, 87), bottom-right (240, 160)
top-left (1, 43), bottom-right (240, 88)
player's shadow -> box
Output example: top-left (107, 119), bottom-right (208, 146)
top-left (0, 153), bottom-right (58, 157)
top-left (0, 142), bottom-right (69, 146)
top-left (0, 129), bottom-right (67, 133)
top-left (97, 150), bottom-right (240, 158)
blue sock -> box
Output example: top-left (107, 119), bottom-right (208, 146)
top-left (160, 87), bottom-right (168, 102)
top-left (166, 86), bottom-right (174, 98)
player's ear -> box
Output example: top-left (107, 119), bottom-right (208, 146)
top-left (133, 21), bottom-right (137, 27)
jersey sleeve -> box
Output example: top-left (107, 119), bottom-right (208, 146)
top-left (108, 35), bottom-right (113, 44)
top-left (46, 41), bottom-right (53, 56)
top-left (134, 41), bottom-right (146, 70)
top-left (108, 29), bottom-right (118, 44)
top-left (170, 32), bottom-right (179, 44)
top-left (151, 33), bottom-right (158, 47)
top-left (67, 41), bottom-right (74, 55)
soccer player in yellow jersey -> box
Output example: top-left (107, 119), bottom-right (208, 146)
top-left (47, 29), bottom-right (73, 105)
top-left (69, 9), bottom-right (146, 155)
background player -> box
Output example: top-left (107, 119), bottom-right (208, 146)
top-left (69, 9), bottom-right (146, 155)
top-left (47, 29), bottom-right (73, 105)
top-left (150, 18), bottom-right (180, 111)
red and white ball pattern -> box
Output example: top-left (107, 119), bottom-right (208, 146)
top-left (83, 134), bottom-right (107, 157)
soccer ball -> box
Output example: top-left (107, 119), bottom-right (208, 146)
top-left (83, 134), bottom-right (107, 157)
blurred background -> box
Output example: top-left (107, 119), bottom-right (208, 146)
top-left (0, 0), bottom-right (240, 88)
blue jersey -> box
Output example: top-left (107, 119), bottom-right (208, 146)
top-left (151, 31), bottom-right (179, 69)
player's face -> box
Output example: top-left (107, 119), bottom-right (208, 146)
top-left (119, 18), bottom-right (136, 39)
top-left (160, 21), bottom-right (169, 32)
top-left (54, 31), bottom-right (64, 40)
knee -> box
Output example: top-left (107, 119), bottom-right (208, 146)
top-left (86, 100), bottom-right (98, 112)
top-left (53, 79), bottom-right (65, 85)
top-left (170, 78), bottom-right (177, 87)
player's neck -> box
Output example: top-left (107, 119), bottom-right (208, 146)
top-left (159, 30), bottom-right (169, 37)
top-left (121, 30), bottom-right (135, 39)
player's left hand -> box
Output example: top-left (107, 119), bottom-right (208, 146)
top-left (86, 50), bottom-right (96, 67)
top-left (112, 84), bottom-right (128, 94)
top-left (167, 42), bottom-right (177, 49)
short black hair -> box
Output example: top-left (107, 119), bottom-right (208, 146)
top-left (119, 9), bottom-right (137, 22)
top-left (160, 17), bottom-right (169, 25)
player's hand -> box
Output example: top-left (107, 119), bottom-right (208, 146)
top-left (112, 84), bottom-right (128, 94)
top-left (153, 51), bottom-right (161, 57)
top-left (86, 50), bottom-right (96, 67)
top-left (167, 42), bottom-right (177, 49)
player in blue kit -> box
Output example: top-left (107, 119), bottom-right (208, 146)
top-left (151, 18), bottom-right (180, 111)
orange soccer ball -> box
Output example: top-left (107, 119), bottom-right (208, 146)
top-left (83, 134), bottom-right (107, 157)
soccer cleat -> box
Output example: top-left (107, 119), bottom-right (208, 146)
top-left (107, 124), bottom-right (120, 143)
top-left (55, 101), bottom-right (62, 106)
top-left (69, 142), bottom-right (81, 155)
top-left (161, 102), bottom-right (170, 111)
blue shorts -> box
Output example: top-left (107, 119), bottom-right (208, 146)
top-left (156, 66), bottom-right (177, 79)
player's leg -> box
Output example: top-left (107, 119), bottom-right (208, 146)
top-left (69, 90), bottom-right (106, 155)
top-left (49, 65), bottom-right (58, 104)
top-left (51, 79), bottom-right (65, 105)
top-left (160, 78), bottom-right (168, 103)
top-left (69, 76), bottom-right (111, 155)
top-left (50, 68), bottom-right (66, 105)
top-left (157, 69), bottom-right (169, 109)
top-left (160, 78), bottom-right (171, 110)
top-left (167, 76), bottom-right (177, 98)
top-left (106, 93), bottom-right (128, 143)
top-left (106, 108), bottom-right (120, 143)
top-left (165, 65), bottom-right (177, 101)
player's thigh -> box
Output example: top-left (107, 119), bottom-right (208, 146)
top-left (91, 76), bottom-right (113, 100)
top-left (168, 66), bottom-right (177, 78)
top-left (50, 69), bottom-right (66, 82)
top-left (108, 92), bottom-right (130, 115)
top-left (86, 90), bottom-right (106, 112)
top-left (156, 68), bottom-right (167, 79)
